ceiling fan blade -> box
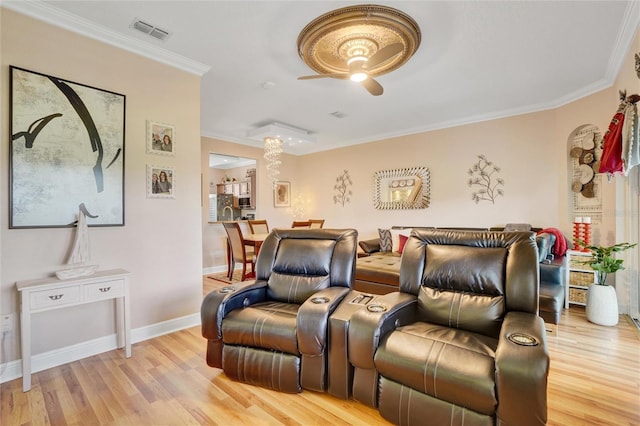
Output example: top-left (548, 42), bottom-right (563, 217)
top-left (298, 73), bottom-right (348, 80)
top-left (361, 77), bottom-right (383, 96)
top-left (365, 43), bottom-right (404, 70)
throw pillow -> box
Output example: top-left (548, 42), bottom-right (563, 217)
top-left (378, 228), bottom-right (393, 252)
top-left (390, 228), bottom-right (412, 253)
top-left (398, 234), bottom-right (409, 254)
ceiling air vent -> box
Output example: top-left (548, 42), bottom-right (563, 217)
top-left (131, 18), bottom-right (170, 41)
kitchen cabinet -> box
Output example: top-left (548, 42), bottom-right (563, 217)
top-left (217, 183), bottom-right (234, 195)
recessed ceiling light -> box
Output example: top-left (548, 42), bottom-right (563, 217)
top-left (247, 122), bottom-right (316, 145)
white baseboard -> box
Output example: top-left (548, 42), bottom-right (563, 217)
top-left (203, 265), bottom-right (227, 275)
top-left (0, 312), bottom-right (201, 384)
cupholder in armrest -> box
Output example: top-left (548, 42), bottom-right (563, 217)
top-left (367, 304), bottom-right (387, 313)
top-left (311, 296), bottom-right (330, 304)
top-left (219, 286), bottom-right (236, 294)
top-left (507, 332), bottom-right (539, 346)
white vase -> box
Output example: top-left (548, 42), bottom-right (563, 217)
top-left (585, 284), bottom-right (619, 326)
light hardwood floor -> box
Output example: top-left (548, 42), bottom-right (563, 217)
top-left (1, 278), bottom-right (639, 425)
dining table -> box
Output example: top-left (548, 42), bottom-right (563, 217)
top-left (243, 233), bottom-right (269, 257)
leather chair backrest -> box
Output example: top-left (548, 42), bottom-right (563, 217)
top-left (535, 232), bottom-right (556, 261)
top-left (400, 229), bottom-right (539, 338)
top-left (256, 228), bottom-right (357, 304)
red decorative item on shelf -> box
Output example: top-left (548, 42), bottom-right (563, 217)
top-left (572, 217), bottom-right (592, 252)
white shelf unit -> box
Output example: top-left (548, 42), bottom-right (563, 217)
top-left (565, 250), bottom-right (596, 308)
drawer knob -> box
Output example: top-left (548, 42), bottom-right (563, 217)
top-left (99, 287), bottom-right (111, 292)
top-left (48, 294), bottom-right (63, 300)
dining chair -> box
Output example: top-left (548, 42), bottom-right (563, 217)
top-left (308, 219), bottom-right (325, 228)
top-left (222, 222), bottom-right (255, 281)
top-left (248, 219), bottom-right (269, 234)
top-left (291, 220), bottom-right (312, 228)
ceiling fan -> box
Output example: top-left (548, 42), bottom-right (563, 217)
top-left (298, 43), bottom-right (404, 96)
top-left (296, 4), bottom-right (421, 97)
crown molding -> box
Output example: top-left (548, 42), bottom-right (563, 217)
top-left (604, 1), bottom-right (640, 85)
top-left (1, 1), bottom-right (210, 76)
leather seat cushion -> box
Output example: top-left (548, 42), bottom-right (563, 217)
top-left (355, 252), bottom-right (401, 286)
top-left (375, 322), bottom-right (498, 415)
top-left (222, 301), bottom-right (299, 355)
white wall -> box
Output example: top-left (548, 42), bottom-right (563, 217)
top-left (0, 9), bottom-right (203, 365)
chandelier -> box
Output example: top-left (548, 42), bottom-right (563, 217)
top-left (263, 136), bottom-right (283, 188)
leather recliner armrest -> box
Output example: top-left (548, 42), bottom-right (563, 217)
top-left (200, 280), bottom-right (268, 340)
top-left (539, 256), bottom-right (567, 285)
top-left (348, 292), bottom-right (417, 370)
top-left (297, 286), bottom-right (350, 356)
top-left (358, 238), bottom-right (381, 254)
top-left (495, 311), bottom-right (549, 426)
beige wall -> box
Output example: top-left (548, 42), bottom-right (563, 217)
top-left (296, 110), bottom-right (564, 241)
top-left (0, 9), bottom-right (203, 362)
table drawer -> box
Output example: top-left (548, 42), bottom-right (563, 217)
top-left (85, 279), bottom-right (124, 301)
top-left (30, 285), bottom-right (81, 310)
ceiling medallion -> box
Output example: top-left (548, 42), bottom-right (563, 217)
top-left (297, 4), bottom-right (421, 79)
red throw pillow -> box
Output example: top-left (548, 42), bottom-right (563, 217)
top-left (398, 234), bottom-right (409, 254)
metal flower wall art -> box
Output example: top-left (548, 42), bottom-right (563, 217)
top-left (333, 169), bottom-right (353, 206)
top-left (467, 154), bottom-right (504, 204)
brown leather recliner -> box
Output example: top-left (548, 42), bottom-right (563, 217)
top-left (348, 230), bottom-right (549, 425)
top-left (201, 228), bottom-right (357, 393)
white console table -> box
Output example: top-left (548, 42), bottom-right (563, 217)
top-left (16, 269), bottom-right (131, 392)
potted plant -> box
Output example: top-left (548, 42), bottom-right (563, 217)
top-left (577, 241), bottom-right (637, 326)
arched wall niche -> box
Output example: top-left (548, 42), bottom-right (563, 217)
top-left (566, 124), bottom-right (604, 244)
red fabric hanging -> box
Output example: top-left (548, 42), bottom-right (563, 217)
top-left (598, 111), bottom-right (625, 174)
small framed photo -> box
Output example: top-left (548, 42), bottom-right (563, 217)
top-left (147, 165), bottom-right (175, 199)
top-left (274, 181), bottom-right (291, 207)
top-left (147, 120), bottom-right (175, 156)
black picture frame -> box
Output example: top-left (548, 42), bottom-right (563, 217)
top-left (9, 66), bottom-right (126, 228)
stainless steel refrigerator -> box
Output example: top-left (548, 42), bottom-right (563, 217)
top-left (216, 194), bottom-right (237, 221)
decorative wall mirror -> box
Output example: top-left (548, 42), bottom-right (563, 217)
top-left (373, 166), bottom-right (430, 210)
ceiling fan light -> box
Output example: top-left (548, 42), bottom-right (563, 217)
top-left (297, 4), bottom-right (421, 82)
top-left (350, 72), bottom-right (368, 82)
top-left (347, 56), bottom-right (367, 66)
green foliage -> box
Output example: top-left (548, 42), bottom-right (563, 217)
top-left (575, 241), bottom-right (637, 285)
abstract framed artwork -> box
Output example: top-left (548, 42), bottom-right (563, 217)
top-left (147, 165), bottom-right (175, 199)
top-left (146, 120), bottom-right (175, 156)
top-left (10, 66), bottom-right (126, 228)
top-left (274, 181), bottom-right (291, 207)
